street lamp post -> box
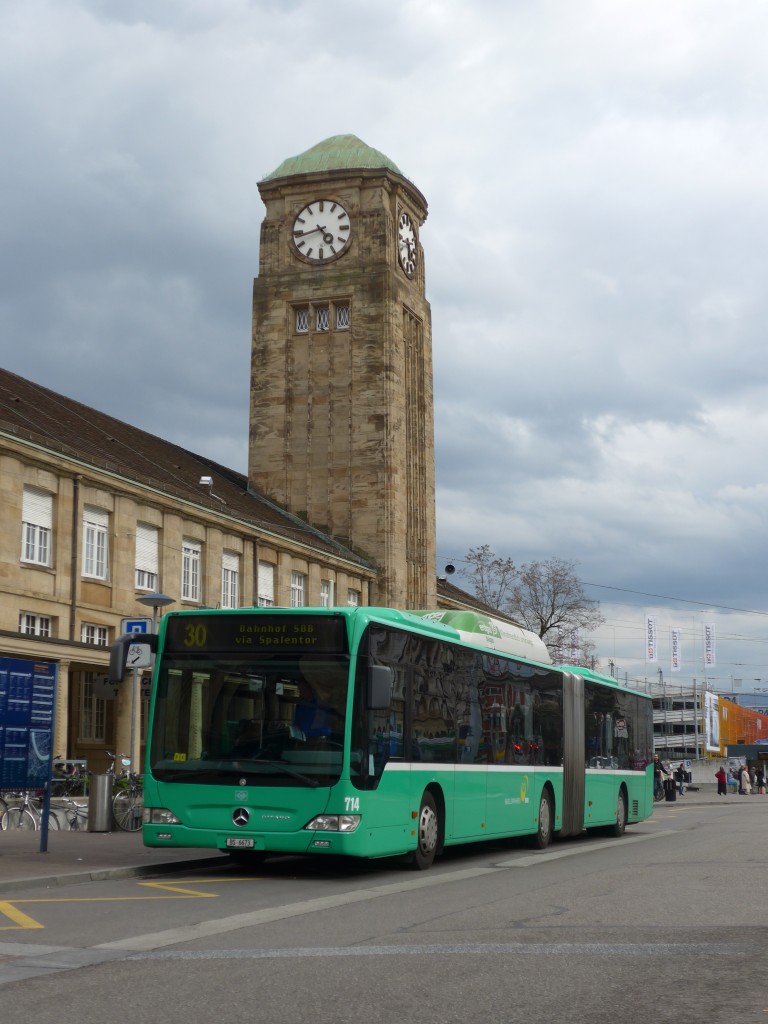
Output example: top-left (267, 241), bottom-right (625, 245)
top-left (135, 592), bottom-right (176, 632)
top-left (129, 593), bottom-right (175, 770)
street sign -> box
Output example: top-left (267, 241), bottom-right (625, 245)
top-left (126, 643), bottom-right (153, 669)
top-left (121, 617), bottom-right (151, 634)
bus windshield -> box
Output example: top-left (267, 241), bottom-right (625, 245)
top-left (149, 652), bottom-right (350, 788)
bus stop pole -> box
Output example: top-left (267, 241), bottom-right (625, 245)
top-left (39, 780), bottom-right (51, 853)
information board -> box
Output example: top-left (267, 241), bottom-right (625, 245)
top-left (0, 656), bottom-right (58, 789)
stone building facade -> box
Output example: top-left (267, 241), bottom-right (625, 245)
top-left (250, 135), bottom-right (436, 609)
top-left (0, 369), bottom-right (376, 772)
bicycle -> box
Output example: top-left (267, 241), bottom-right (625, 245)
top-left (105, 751), bottom-right (144, 832)
top-left (58, 796), bottom-right (88, 831)
top-left (1, 790), bottom-right (61, 831)
top-left (51, 757), bottom-right (90, 797)
top-left (104, 750), bottom-right (132, 776)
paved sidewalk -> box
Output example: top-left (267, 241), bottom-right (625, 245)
top-left (0, 828), bottom-right (228, 894)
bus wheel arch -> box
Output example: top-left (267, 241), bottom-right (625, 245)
top-left (407, 786), bottom-right (444, 870)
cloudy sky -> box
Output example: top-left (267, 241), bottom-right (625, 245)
top-left (3, 0), bottom-right (768, 690)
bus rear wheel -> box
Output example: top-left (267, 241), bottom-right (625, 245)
top-left (609, 789), bottom-right (627, 838)
top-left (409, 790), bottom-right (440, 870)
top-left (532, 789), bottom-right (553, 849)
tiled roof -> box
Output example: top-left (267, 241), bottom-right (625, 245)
top-left (0, 368), bottom-right (374, 567)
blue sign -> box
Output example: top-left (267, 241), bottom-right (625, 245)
top-left (0, 657), bottom-right (57, 790)
top-left (121, 618), bottom-right (151, 634)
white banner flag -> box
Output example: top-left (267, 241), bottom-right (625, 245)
top-left (671, 627), bottom-right (682, 672)
top-left (646, 615), bottom-right (658, 663)
top-left (704, 622), bottom-right (716, 668)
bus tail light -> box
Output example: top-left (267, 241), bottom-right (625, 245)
top-left (306, 814), bottom-right (361, 833)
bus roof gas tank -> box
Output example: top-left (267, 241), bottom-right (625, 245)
top-left (407, 610), bottom-right (551, 664)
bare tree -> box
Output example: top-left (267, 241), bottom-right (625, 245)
top-left (462, 545), bottom-right (518, 611)
top-left (461, 550), bottom-right (603, 668)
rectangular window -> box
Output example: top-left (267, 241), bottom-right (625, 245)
top-left (320, 579), bottom-right (333, 608)
top-left (294, 302), bottom-right (350, 334)
top-left (290, 571), bottom-right (306, 607)
top-left (79, 672), bottom-right (106, 743)
top-left (182, 540), bottom-right (201, 602)
top-left (83, 506), bottom-right (109, 580)
top-left (316, 306), bottom-right (329, 332)
top-left (21, 486), bottom-right (53, 566)
top-left (347, 589), bottom-right (360, 607)
top-left (221, 550), bottom-right (240, 609)
top-left (135, 523), bottom-right (159, 591)
top-left (81, 623), bottom-right (109, 646)
top-left (19, 613), bottom-right (52, 637)
top-left (257, 561), bottom-right (274, 607)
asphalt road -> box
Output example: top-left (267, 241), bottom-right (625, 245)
top-left (2, 796), bottom-right (766, 1024)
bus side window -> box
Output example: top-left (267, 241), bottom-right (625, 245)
top-left (368, 707), bottom-right (404, 774)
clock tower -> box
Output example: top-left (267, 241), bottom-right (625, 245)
top-left (249, 135), bottom-right (436, 608)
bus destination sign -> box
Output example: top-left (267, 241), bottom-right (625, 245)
top-left (163, 613), bottom-right (348, 656)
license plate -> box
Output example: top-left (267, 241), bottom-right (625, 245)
top-left (225, 837), bottom-right (255, 849)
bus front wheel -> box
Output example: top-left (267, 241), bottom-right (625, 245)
top-left (533, 789), bottom-right (553, 849)
top-left (409, 790), bottom-right (440, 870)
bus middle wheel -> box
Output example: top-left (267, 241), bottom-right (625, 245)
top-left (533, 789), bottom-right (553, 849)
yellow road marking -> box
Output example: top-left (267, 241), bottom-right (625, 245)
top-left (140, 879), bottom-right (249, 894)
top-left (0, 877), bottom-right (252, 930)
top-left (0, 901), bottom-right (46, 930)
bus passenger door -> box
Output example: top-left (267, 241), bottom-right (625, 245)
top-left (354, 694), bottom-right (419, 857)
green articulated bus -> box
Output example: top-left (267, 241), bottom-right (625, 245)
top-left (109, 607), bottom-right (654, 869)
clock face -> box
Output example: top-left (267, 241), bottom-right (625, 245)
top-left (292, 199), bottom-right (351, 264)
top-left (398, 210), bottom-right (417, 277)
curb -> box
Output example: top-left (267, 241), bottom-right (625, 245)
top-left (0, 854), bottom-right (231, 896)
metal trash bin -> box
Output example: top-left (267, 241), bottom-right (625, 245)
top-left (664, 778), bottom-right (677, 802)
top-left (88, 774), bottom-right (112, 832)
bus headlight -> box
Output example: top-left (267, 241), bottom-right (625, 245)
top-left (306, 814), bottom-right (361, 833)
top-left (143, 807), bottom-right (182, 825)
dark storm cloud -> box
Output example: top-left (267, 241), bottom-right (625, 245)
top-left (3, 0), bottom-right (768, 685)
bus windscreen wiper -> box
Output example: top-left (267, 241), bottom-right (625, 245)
top-left (230, 758), bottom-right (320, 788)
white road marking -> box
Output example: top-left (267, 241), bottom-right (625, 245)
top-left (97, 831), bottom-right (673, 953)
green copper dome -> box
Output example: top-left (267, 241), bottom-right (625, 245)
top-left (263, 134), bottom-right (402, 181)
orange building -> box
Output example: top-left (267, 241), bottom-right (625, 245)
top-left (719, 698), bottom-right (768, 750)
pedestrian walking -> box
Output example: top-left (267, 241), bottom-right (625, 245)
top-left (715, 765), bottom-right (727, 796)
top-left (756, 766), bottom-right (765, 795)
top-left (653, 753), bottom-right (666, 801)
top-left (740, 764), bottom-right (752, 795)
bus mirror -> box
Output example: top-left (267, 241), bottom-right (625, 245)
top-left (108, 632), bottom-right (158, 684)
top-left (367, 665), bottom-right (393, 709)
